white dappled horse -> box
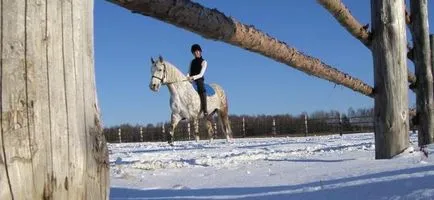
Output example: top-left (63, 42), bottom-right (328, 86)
top-left (149, 56), bottom-right (232, 145)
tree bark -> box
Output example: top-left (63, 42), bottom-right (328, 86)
top-left (317, 0), bottom-right (371, 47)
top-left (107, 0), bottom-right (375, 97)
top-left (0, 0), bottom-right (109, 199)
top-left (371, 0), bottom-right (409, 159)
top-left (410, 0), bottom-right (434, 146)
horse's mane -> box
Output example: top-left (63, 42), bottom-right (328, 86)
top-left (163, 60), bottom-right (188, 83)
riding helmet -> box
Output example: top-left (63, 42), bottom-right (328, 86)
top-left (191, 44), bottom-right (202, 53)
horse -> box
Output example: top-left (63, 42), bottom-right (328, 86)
top-left (149, 56), bottom-right (233, 145)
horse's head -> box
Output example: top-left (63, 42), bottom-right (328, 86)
top-left (149, 56), bottom-right (166, 92)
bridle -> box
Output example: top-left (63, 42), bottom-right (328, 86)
top-left (152, 63), bottom-right (167, 84)
top-left (152, 62), bottom-right (189, 85)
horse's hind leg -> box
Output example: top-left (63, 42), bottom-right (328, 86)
top-left (218, 109), bottom-right (232, 142)
top-left (168, 114), bottom-right (181, 146)
top-left (217, 111), bottom-right (226, 138)
top-left (205, 118), bottom-right (215, 143)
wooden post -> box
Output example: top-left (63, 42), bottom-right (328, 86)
top-left (140, 127), bottom-right (144, 142)
top-left (410, 0), bottom-right (434, 146)
top-left (371, 0), bottom-right (409, 159)
top-left (118, 128), bottom-right (122, 143)
top-left (272, 119), bottom-right (276, 136)
top-left (187, 122), bottom-right (191, 140)
top-left (162, 124), bottom-right (166, 138)
top-left (0, 0), bottom-right (108, 199)
top-left (339, 113), bottom-right (343, 136)
top-left (242, 117), bottom-right (246, 137)
top-left (304, 114), bottom-right (309, 137)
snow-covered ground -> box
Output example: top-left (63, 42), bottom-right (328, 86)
top-left (109, 132), bottom-right (434, 200)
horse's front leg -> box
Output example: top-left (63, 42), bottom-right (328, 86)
top-left (167, 114), bottom-right (181, 146)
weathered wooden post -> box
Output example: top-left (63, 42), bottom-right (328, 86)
top-left (140, 127), bottom-right (144, 142)
top-left (187, 122), bottom-right (191, 140)
top-left (118, 128), bottom-right (122, 143)
top-left (0, 0), bottom-right (109, 199)
top-left (272, 118), bottom-right (277, 136)
top-left (162, 124), bottom-right (166, 139)
top-left (371, 0), bottom-right (410, 159)
top-left (242, 117), bottom-right (246, 137)
top-left (339, 113), bottom-right (343, 136)
top-left (409, 0), bottom-right (434, 146)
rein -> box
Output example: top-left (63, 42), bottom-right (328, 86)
top-left (152, 63), bottom-right (190, 85)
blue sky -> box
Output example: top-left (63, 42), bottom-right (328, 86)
top-left (95, 1), bottom-right (434, 127)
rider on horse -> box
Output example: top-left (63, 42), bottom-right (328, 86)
top-left (187, 44), bottom-right (208, 117)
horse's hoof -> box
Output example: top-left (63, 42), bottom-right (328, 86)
top-left (167, 134), bottom-right (174, 145)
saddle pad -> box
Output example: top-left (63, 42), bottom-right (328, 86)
top-left (193, 83), bottom-right (216, 96)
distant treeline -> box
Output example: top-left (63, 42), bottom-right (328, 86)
top-left (103, 107), bottom-right (404, 143)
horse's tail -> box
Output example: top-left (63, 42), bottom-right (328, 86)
top-left (211, 84), bottom-right (232, 140)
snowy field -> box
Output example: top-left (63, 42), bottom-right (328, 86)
top-left (109, 132), bottom-right (434, 200)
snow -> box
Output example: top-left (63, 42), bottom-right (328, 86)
top-left (109, 132), bottom-right (434, 199)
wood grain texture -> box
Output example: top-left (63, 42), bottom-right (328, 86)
top-left (1, 0), bottom-right (35, 198)
top-left (25, 0), bottom-right (53, 198)
top-left (1, 0), bottom-right (108, 199)
top-left (371, 0), bottom-right (409, 159)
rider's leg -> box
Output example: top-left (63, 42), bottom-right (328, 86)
top-left (195, 79), bottom-right (208, 116)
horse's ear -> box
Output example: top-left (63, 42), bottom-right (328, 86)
top-left (150, 57), bottom-right (155, 64)
top-left (158, 55), bottom-right (163, 62)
